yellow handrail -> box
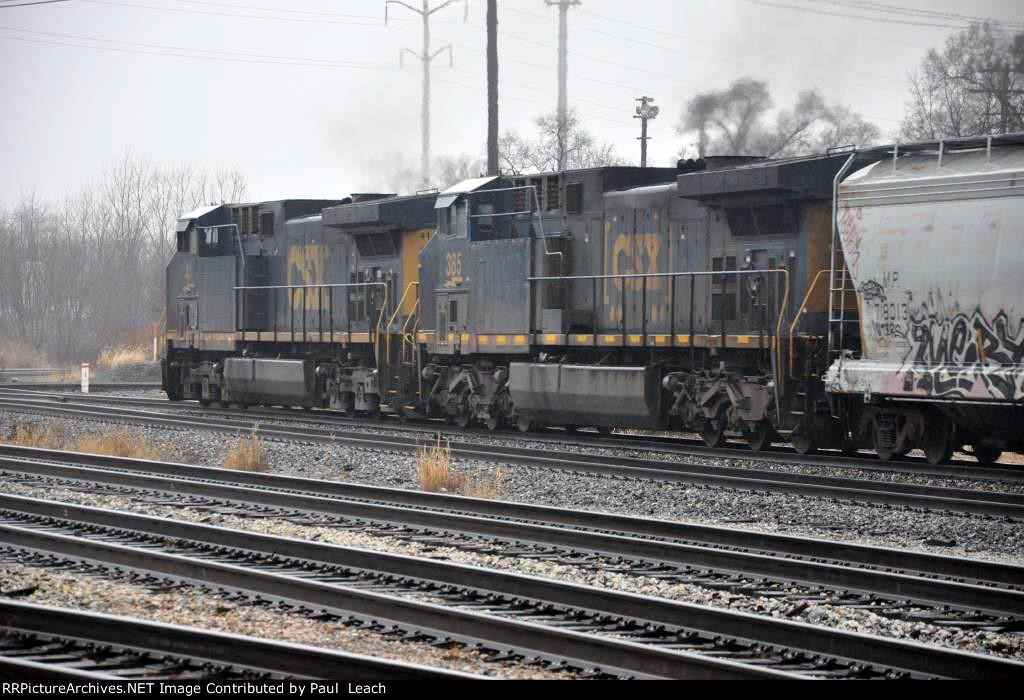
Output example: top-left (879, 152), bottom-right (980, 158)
top-left (787, 269), bottom-right (829, 379)
top-left (385, 282), bottom-right (420, 368)
top-left (373, 283), bottom-right (390, 373)
top-left (401, 296), bottom-right (421, 363)
top-left (772, 268), bottom-right (791, 396)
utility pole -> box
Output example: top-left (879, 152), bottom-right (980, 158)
top-left (386, 0), bottom-right (467, 187)
top-left (545, 0), bottom-right (580, 170)
top-left (634, 96), bottom-right (659, 168)
top-left (487, 0), bottom-right (499, 176)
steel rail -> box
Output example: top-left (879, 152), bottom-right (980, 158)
top-left (2, 443), bottom-right (1021, 587)
top-left (0, 599), bottom-right (475, 680)
top-left (0, 522), bottom-right (797, 680)
top-left (4, 387), bottom-right (1022, 484)
top-left (0, 451), bottom-right (1022, 618)
top-left (1, 493), bottom-right (1019, 680)
top-left (0, 383), bottom-right (159, 391)
top-left (1, 397), bottom-right (1022, 519)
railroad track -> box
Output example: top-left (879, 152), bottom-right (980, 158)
top-left (0, 599), bottom-right (471, 680)
top-left (0, 369), bottom-right (73, 380)
top-left (0, 383), bottom-right (160, 392)
top-left (1, 493), bottom-right (1021, 679)
top-left (2, 394), bottom-right (1023, 519)
top-left (0, 509), bottom-right (798, 679)
top-left (3, 387), bottom-right (1020, 483)
top-left (3, 445), bottom-right (1024, 621)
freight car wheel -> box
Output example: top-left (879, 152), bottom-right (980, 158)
top-left (455, 410), bottom-right (471, 429)
top-left (516, 417), bottom-right (540, 433)
top-left (791, 425), bottom-right (816, 455)
top-left (971, 443), bottom-right (1002, 466)
top-left (923, 416), bottom-right (955, 465)
top-left (744, 421), bottom-right (772, 452)
top-left (485, 414), bottom-right (502, 431)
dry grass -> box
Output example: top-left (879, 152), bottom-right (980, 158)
top-left (221, 425), bottom-right (270, 472)
top-left (415, 435), bottom-right (504, 499)
top-left (73, 426), bottom-right (167, 460)
top-left (97, 343), bottom-right (149, 368)
top-left (416, 435), bottom-right (461, 492)
top-left (462, 468), bottom-right (506, 500)
top-left (2, 420), bottom-right (167, 460)
top-left (6, 421), bottom-right (65, 449)
top-left (0, 339), bottom-right (50, 369)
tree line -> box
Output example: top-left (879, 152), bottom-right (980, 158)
top-left (0, 156), bottom-right (245, 363)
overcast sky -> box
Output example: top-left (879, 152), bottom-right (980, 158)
top-left (1, 0), bottom-right (1022, 203)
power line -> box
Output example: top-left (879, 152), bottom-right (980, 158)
top-left (0, 26), bottom-right (389, 68)
top-left (81, 0), bottom-right (383, 26)
top-left (808, 0), bottom-right (1024, 30)
top-left (743, 0), bottom-right (985, 29)
top-left (0, 0), bottom-right (74, 8)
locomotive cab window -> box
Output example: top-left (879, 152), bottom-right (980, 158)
top-left (441, 201), bottom-right (468, 239)
top-left (725, 203), bottom-right (799, 237)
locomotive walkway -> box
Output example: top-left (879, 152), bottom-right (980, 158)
top-left (0, 490), bottom-right (1021, 679)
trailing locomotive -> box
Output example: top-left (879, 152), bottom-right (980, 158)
top-left (162, 133), bottom-right (1024, 465)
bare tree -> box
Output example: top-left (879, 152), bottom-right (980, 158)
top-left (0, 156), bottom-right (246, 363)
top-left (499, 109), bottom-right (624, 175)
top-left (901, 22), bottom-right (1024, 140)
top-left (679, 79), bottom-right (879, 158)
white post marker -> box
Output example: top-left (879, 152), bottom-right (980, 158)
top-left (152, 322), bottom-right (159, 362)
top-left (80, 363), bottom-right (90, 394)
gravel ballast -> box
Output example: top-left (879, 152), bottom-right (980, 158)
top-left (2, 408), bottom-right (1022, 567)
top-left (0, 561), bottom-right (571, 679)
top-left (2, 477), bottom-right (1022, 663)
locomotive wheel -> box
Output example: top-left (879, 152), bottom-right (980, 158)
top-left (485, 413), bottom-right (502, 431)
top-left (744, 421), bottom-right (772, 452)
top-left (791, 425), bottom-right (816, 455)
top-left (971, 443), bottom-right (1002, 466)
top-left (922, 417), bottom-right (955, 465)
top-left (455, 409), bottom-right (471, 429)
top-left (516, 416), bottom-right (531, 433)
top-left (701, 414), bottom-right (727, 448)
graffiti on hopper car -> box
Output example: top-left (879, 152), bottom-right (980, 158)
top-left (902, 307), bottom-right (1024, 400)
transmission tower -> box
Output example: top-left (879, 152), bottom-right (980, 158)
top-left (386, 1), bottom-right (467, 186)
top-left (545, 0), bottom-right (580, 170)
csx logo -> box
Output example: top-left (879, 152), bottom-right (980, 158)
top-left (610, 233), bottom-right (663, 289)
top-left (288, 244), bottom-right (327, 310)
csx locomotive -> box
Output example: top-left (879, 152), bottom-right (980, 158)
top-left (163, 133), bottom-right (1024, 465)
